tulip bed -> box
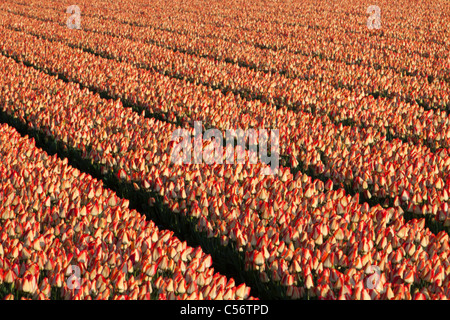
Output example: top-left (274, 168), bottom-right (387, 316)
top-left (0, 122), bottom-right (254, 300)
top-left (4, 0), bottom-right (448, 81)
top-left (2, 16), bottom-right (450, 236)
top-left (1, 0), bottom-right (450, 300)
top-left (2, 3), bottom-right (450, 148)
top-left (3, 0), bottom-right (450, 116)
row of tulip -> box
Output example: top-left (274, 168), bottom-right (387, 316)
top-left (96, 0), bottom-right (449, 82)
top-left (2, 23), bottom-right (450, 236)
top-left (0, 122), bottom-right (254, 300)
top-left (2, 8), bottom-right (450, 154)
top-left (0, 52), bottom-right (291, 297)
top-left (122, 0), bottom-right (450, 83)
top-left (1, 52), bottom-right (450, 299)
top-left (4, 1), bottom-right (450, 117)
top-left (0, 23), bottom-right (328, 147)
top-left (0, 24), bottom-right (255, 127)
top-left (9, 0), bottom-right (449, 86)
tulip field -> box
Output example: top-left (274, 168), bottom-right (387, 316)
top-left (0, 0), bottom-right (450, 301)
